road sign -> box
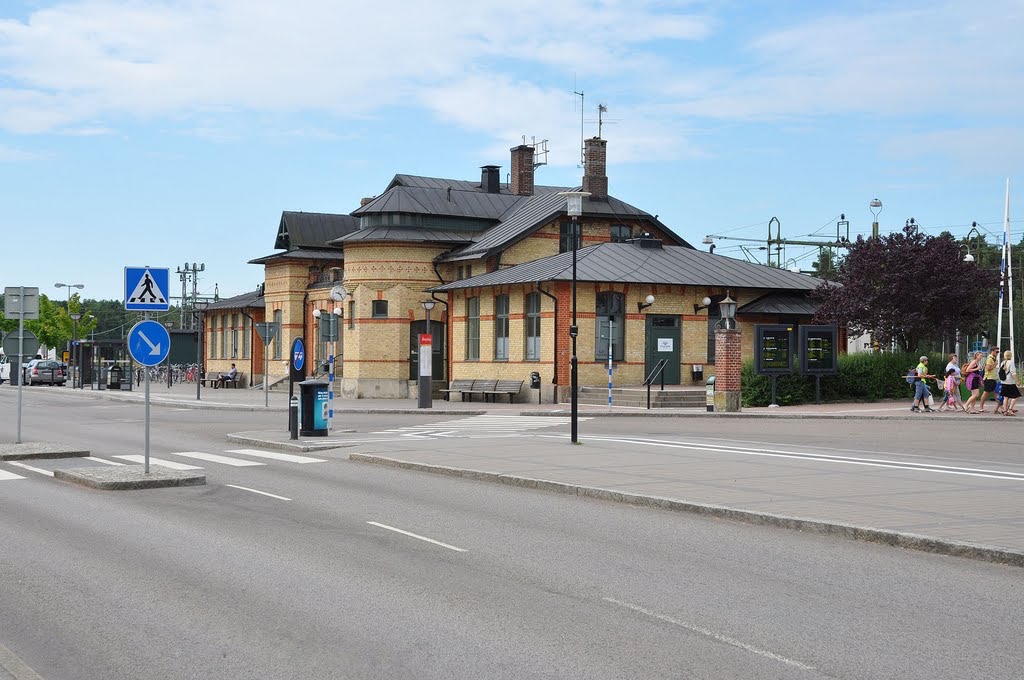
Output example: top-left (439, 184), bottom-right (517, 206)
top-left (128, 320), bottom-right (171, 366)
top-left (4, 287), bottom-right (39, 319)
top-left (254, 321), bottom-right (280, 346)
top-left (291, 337), bottom-right (305, 371)
top-left (124, 267), bottom-right (170, 311)
top-left (2, 330), bottom-right (39, 357)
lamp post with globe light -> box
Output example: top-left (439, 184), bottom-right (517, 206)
top-left (559, 190), bottom-right (590, 444)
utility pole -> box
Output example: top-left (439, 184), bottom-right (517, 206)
top-left (175, 263), bottom-right (205, 329)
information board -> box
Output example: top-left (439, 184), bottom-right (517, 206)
top-left (755, 324), bottom-right (794, 375)
top-left (799, 325), bottom-right (838, 375)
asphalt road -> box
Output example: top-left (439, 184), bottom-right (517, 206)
top-left (1, 389), bottom-right (1022, 679)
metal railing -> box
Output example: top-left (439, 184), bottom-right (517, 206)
top-left (643, 359), bottom-right (668, 409)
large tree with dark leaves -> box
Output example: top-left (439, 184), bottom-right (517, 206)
top-left (812, 224), bottom-right (999, 352)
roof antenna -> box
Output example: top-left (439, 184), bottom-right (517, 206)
top-left (597, 103), bottom-right (607, 139)
top-left (573, 75), bottom-right (584, 167)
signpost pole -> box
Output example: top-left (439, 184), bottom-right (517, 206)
top-left (144, 312), bottom-right (151, 473)
top-left (16, 286), bottom-right (25, 444)
top-left (264, 337), bottom-right (269, 409)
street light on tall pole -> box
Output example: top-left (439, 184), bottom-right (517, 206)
top-left (559, 190), bottom-right (590, 444)
top-left (193, 301), bottom-right (209, 400)
top-left (56, 283), bottom-right (84, 385)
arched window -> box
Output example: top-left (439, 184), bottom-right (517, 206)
top-left (595, 291), bottom-right (625, 361)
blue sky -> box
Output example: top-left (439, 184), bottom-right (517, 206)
top-left (1, 0), bottom-right (1022, 301)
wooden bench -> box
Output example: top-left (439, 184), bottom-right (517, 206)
top-left (441, 379), bottom-right (524, 402)
top-left (439, 379), bottom-right (476, 401)
top-left (203, 373), bottom-right (244, 389)
top-left (440, 379), bottom-right (498, 402)
top-left (483, 380), bottom-right (525, 403)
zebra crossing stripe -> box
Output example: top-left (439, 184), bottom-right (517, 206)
top-left (115, 455), bottom-right (203, 470)
top-left (166, 451), bottom-right (265, 467)
top-left (0, 468), bottom-right (26, 481)
top-left (225, 449), bottom-right (327, 464)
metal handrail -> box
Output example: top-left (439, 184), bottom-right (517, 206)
top-left (643, 359), bottom-right (668, 409)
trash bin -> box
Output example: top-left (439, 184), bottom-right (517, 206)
top-left (691, 364), bottom-right (704, 382)
top-left (108, 364), bottom-right (123, 390)
top-left (705, 375), bottom-right (715, 412)
top-left (298, 379), bottom-right (329, 437)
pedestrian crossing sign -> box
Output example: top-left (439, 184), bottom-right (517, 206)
top-left (124, 266), bottom-right (170, 311)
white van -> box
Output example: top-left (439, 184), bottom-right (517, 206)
top-left (0, 353), bottom-right (9, 384)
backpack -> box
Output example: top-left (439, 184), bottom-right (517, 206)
top-left (905, 368), bottom-right (917, 385)
top-left (999, 362), bottom-right (1007, 381)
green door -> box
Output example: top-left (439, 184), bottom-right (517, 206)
top-left (645, 315), bottom-right (681, 384)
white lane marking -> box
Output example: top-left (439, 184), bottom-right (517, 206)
top-left (366, 521), bottom-right (467, 552)
top-left (603, 597), bottom-right (815, 671)
top-left (87, 456), bottom-right (126, 466)
top-left (0, 468), bottom-right (26, 481)
top-left (114, 455), bottom-right (203, 470)
top-left (225, 484), bottom-right (291, 501)
top-left (225, 448), bottom-right (327, 464)
top-left (0, 641), bottom-right (46, 680)
top-left (7, 462), bottom-right (53, 477)
top-left (553, 435), bottom-right (1024, 482)
top-left (167, 451), bottom-right (265, 467)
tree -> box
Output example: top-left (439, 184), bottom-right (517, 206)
top-left (812, 224), bottom-right (1000, 352)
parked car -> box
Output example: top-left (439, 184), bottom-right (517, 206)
top-left (23, 359), bottom-right (66, 386)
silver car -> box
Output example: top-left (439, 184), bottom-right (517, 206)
top-left (23, 359), bottom-right (66, 386)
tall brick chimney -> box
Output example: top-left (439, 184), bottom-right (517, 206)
top-left (582, 137), bottom-right (608, 200)
top-left (510, 145), bottom-right (535, 196)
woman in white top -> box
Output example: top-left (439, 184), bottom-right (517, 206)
top-left (1000, 350), bottom-right (1020, 416)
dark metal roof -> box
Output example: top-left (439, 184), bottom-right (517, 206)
top-left (440, 190), bottom-right (691, 262)
top-left (330, 227), bottom-right (479, 245)
top-left (248, 248), bottom-right (342, 265)
top-left (352, 184), bottom-right (521, 220)
top-left (432, 242), bottom-right (822, 292)
top-left (274, 211), bottom-right (359, 249)
top-left (206, 289), bottom-right (266, 311)
top-left (738, 292), bottom-right (820, 316)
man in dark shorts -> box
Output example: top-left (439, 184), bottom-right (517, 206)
top-left (978, 346), bottom-right (1001, 413)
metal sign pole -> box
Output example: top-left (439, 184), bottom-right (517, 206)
top-left (264, 338), bottom-right (269, 409)
top-left (16, 286), bottom-right (25, 444)
top-left (144, 311), bottom-right (151, 473)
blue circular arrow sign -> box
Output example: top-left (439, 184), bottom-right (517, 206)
top-left (128, 320), bottom-right (171, 367)
top-left (291, 337), bottom-right (305, 372)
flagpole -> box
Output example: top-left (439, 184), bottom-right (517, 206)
top-left (1005, 179), bottom-right (1014, 366)
top-left (997, 208), bottom-right (1007, 350)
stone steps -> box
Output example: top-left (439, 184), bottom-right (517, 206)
top-left (574, 386), bottom-right (705, 409)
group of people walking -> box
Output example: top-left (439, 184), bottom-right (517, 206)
top-left (911, 346), bottom-right (1021, 415)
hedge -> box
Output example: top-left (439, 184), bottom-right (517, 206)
top-left (740, 352), bottom-right (952, 406)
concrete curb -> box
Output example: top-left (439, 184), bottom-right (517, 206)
top-left (0, 443), bottom-right (90, 461)
top-left (53, 464), bottom-right (206, 490)
top-left (349, 453), bottom-right (1024, 569)
top-left (225, 432), bottom-right (352, 452)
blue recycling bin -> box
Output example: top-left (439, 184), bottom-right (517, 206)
top-left (298, 379), bottom-right (329, 437)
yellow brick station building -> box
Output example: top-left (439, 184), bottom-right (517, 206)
top-left (216, 137), bottom-right (825, 401)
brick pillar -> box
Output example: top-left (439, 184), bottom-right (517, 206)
top-left (510, 145), bottom-right (535, 196)
top-left (582, 137), bottom-right (608, 199)
top-left (714, 328), bottom-right (742, 412)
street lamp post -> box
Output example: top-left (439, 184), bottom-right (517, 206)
top-left (559, 190), bottom-right (590, 444)
top-left (193, 301), bottom-right (209, 400)
top-left (419, 300), bottom-right (435, 409)
top-left (55, 282), bottom-right (84, 385)
top-left (869, 198), bottom-right (882, 239)
top-left (70, 312), bottom-right (81, 388)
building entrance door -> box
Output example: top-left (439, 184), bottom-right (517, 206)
top-left (644, 315), bottom-right (681, 384)
top-left (409, 321), bottom-right (446, 381)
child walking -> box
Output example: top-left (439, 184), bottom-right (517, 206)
top-left (945, 368), bottom-right (968, 413)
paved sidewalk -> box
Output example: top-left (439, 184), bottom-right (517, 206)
top-left (9, 381), bottom-right (1018, 419)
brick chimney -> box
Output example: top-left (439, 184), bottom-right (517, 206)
top-left (510, 145), bottom-right (535, 196)
top-left (582, 137), bottom-right (608, 200)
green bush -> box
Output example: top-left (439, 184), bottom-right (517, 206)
top-left (741, 352), bottom-right (948, 406)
